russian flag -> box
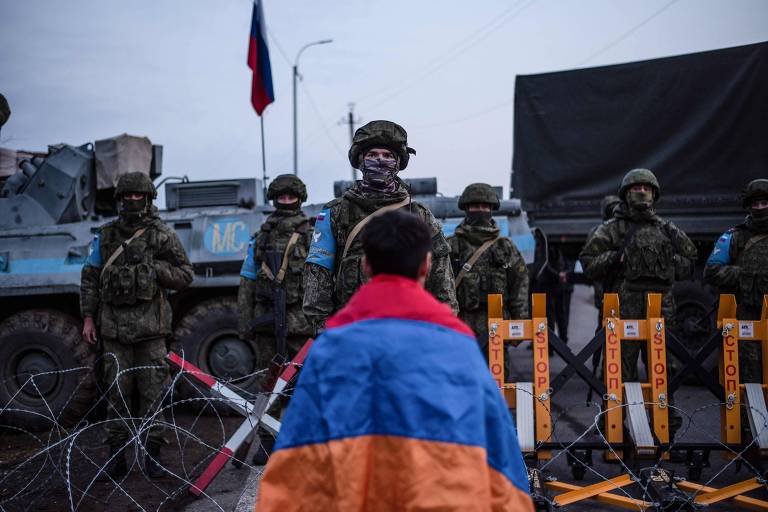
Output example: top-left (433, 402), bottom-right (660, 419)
top-left (247, 0), bottom-right (274, 115)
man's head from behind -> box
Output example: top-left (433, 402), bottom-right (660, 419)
top-left (361, 210), bottom-right (432, 285)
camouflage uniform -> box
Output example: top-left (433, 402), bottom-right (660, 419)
top-left (448, 183), bottom-right (528, 346)
top-left (705, 179), bottom-right (768, 383)
top-left (303, 121), bottom-right (458, 332)
top-left (580, 170), bottom-right (697, 382)
top-left (591, 195), bottom-right (622, 320)
top-left (80, 173), bottom-right (193, 451)
top-left (238, 175), bottom-right (313, 378)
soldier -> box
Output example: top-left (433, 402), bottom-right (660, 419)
top-left (579, 169), bottom-right (698, 383)
top-left (448, 183), bottom-right (528, 348)
top-left (80, 172), bottom-right (193, 480)
top-left (591, 195), bottom-right (622, 324)
top-left (238, 174), bottom-right (313, 463)
top-left (303, 120), bottom-right (458, 332)
top-left (704, 178), bottom-right (768, 383)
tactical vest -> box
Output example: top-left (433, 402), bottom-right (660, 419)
top-left (332, 197), bottom-right (418, 306)
top-left (450, 236), bottom-right (509, 312)
top-left (254, 213), bottom-right (310, 305)
top-left (735, 232), bottom-right (768, 309)
top-left (99, 223), bottom-right (159, 306)
top-left (622, 222), bottom-right (675, 289)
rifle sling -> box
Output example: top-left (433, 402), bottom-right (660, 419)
top-left (99, 227), bottom-right (148, 278)
top-left (341, 196), bottom-right (411, 261)
top-left (454, 237), bottom-right (499, 289)
top-left (261, 232), bottom-right (300, 284)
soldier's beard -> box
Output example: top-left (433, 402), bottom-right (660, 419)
top-left (360, 157), bottom-right (398, 193)
top-left (627, 190), bottom-right (654, 212)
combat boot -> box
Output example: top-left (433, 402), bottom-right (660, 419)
top-left (252, 435), bottom-right (275, 466)
top-left (145, 440), bottom-right (165, 479)
top-left (98, 442), bottom-right (128, 481)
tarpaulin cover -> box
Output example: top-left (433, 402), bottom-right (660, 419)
top-left (257, 274), bottom-right (533, 511)
top-left (512, 42), bottom-right (768, 213)
top-left (94, 134), bottom-right (152, 190)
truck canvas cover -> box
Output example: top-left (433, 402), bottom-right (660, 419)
top-left (512, 42), bottom-right (768, 214)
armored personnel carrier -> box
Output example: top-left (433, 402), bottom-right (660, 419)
top-left (0, 136), bottom-right (272, 428)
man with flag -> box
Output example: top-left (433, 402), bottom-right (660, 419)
top-left (257, 210), bottom-right (533, 511)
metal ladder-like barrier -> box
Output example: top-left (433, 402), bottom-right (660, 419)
top-left (487, 293), bottom-right (768, 511)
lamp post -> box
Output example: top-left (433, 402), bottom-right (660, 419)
top-left (293, 39), bottom-right (333, 175)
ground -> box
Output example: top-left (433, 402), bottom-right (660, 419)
top-left (2, 286), bottom-right (767, 511)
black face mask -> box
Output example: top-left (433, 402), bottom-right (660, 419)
top-left (119, 196), bottom-right (148, 222)
top-left (464, 211), bottom-right (493, 227)
top-left (751, 207), bottom-right (768, 219)
top-left (273, 199), bottom-right (301, 211)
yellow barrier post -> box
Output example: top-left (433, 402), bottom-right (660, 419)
top-left (718, 294), bottom-right (741, 446)
top-left (646, 293), bottom-right (670, 446)
top-left (488, 293), bottom-right (551, 460)
top-left (602, 293), bottom-right (623, 459)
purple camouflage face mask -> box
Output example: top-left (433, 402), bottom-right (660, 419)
top-left (360, 157), bottom-right (398, 193)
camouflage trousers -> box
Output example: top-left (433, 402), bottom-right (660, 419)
top-left (617, 286), bottom-right (681, 435)
top-left (618, 286), bottom-right (676, 382)
top-left (101, 337), bottom-right (169, 445)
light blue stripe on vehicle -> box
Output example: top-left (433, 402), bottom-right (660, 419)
top-left (6, 258), bottom-right (84, 274)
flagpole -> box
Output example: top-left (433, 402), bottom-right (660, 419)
top-left (260, 116), bottom-right (268, 200)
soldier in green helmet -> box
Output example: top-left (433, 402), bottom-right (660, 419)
top-left (238, 174), bottom-right (313, 463)
top-left (80, 171), bottom-right (193, 479)
top-left (303, 120), bottom-right (458, 333)
top-left (590, 195), bottom-right (622, 322)
top-left (705, 178), bottom-right (768, 383)
top-left (448, 183), bottom-right (528, 348)
top-left (579, 169), bottom-right (698, 384)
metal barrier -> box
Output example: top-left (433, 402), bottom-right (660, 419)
top-left (487, 292), bottom-right (768, 511)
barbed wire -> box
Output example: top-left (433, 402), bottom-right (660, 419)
top-left (0, 350), bottom-right (295, 512)
top-left (1, 351), bottom-right (767, 511)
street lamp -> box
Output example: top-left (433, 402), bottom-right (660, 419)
top-left (293, 39), bottom-right (333, 175)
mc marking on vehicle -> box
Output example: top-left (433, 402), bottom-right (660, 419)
top-left (204, 218), bottom-right (251, 255)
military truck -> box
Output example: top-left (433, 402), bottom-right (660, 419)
top-left (0, 136), bottom-right (536, 429)
top-left (511, 41), bottom-right (767, 348)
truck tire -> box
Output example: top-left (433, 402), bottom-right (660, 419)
top-left (672, 280), bottom-right (716, 352)
top-left (0, 310), bottom-right (96, 431)
top-left (172, 297), bottom-right (262, 413)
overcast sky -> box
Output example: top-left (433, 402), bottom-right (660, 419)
top-left (1, 0), bottom-right (766, 205)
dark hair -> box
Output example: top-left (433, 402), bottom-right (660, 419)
top-left (361, 210), bottom-right (432, 279)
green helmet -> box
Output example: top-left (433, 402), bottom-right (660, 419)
top-left (458, 183), bottom-right (500, 211)
top-left (267, 174), bottom-right (307, 202)
top-left (618, 168), bottom-right (660, 201)
top-left (114, 172), bottom-right (157, 199)
top-left (601, 194), bottom-right (621, 220)
top-left (741, 179), bottom-right (768, 209)
top-left (348, 120), bottom-right (416, 171)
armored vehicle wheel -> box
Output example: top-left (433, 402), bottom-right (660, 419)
top-left (0, 310), bottom-right (96, 431)
top-left (173, 297), bottom-right (262, 414)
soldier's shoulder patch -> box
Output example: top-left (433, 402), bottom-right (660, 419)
top-left (85, 234), bottom-right (102, 268)
top-left (307, 207), bottom-right (336, 271)
top-left (240, 237), bottom-right (258, 280)
top-left (706, 229), bottom-right (733, 266)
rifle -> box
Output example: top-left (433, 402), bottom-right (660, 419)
top-left (248, 250), bottom-right (288, 381)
